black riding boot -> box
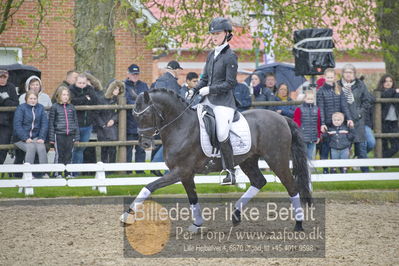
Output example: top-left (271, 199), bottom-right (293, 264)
top-left (220, 137), bottom-right (236, 185)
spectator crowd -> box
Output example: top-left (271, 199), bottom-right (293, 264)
top-left (0, 61), bottom-right (398, 178)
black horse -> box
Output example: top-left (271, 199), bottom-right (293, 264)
top-left (121, 88), bottom-right (312, 231)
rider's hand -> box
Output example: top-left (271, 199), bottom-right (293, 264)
top-left (321, 125), bottom-right (328, 133)
top-left (199, 86), bottom-right (210, 96)
top-left (347, 120), bottom-right (354, 128)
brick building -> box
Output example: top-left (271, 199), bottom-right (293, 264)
top-left (0, 1), bottom-right (386, 96)
top-left (0, 0), bottom-right (153, 96)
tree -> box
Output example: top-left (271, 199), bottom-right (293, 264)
top-left (139, 0), bottom-right (398, 81)
top-left (74, 0), bottom-right (116, 85)
top-left (375, 0), bottom-right (399, 82)
top-left (1, 0), bottom-right (399, 83)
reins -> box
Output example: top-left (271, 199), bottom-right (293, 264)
top-left (134, 91), bottom-right (199, 136)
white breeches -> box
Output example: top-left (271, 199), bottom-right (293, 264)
top-left (203, 98), bottom-right (235, 142)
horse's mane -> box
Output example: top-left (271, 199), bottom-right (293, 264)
top-left (149, 88), bottom-right (190, 107)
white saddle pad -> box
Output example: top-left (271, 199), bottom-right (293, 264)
top-left (197, 104), bottom-right (251, 158)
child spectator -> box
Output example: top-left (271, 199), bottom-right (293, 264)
top-left (275, 83), bottom-right (296, 118)
top-left (15, 76), bottom-right (52, 174)
top-left (48, 87), bottom-right (79, 178)
top-left (96, 80), bottom-right (124, 163)
top-left (293, 90), bottom-right (321, 160)
top-left (316, 68), bottom-right (353, 174)
top-left (13, 91), bottom-right (49, 177)
top-left (19, 76), bottom-right (52, 109)
top-left (376, 74), bottom-right (399, 158)
top-left (69, 74), bottom-right (97, 174)
top-left (324, 112), bottom-right (354, 173)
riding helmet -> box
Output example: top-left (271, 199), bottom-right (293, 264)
top-left (209, 17), bottom-right (233, 33)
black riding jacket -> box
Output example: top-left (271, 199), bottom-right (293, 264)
top-left (195, 44), bottom-right (238, 109)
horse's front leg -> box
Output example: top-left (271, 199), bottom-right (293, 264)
top-left (179, 169), bottom-right (204, 234)
top-left (119, 170), bottom-right (180, 224)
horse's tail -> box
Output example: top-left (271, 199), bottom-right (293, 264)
top-left (285, 117), bottom-right (312, 206)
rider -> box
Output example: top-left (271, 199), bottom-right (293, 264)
top-left (195, 17), bottom-right (238, 185)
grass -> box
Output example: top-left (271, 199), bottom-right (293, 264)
top-left (0, 179), bottom-right (398, 199)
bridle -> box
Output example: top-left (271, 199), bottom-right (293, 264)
top-left (133, 103), bottom-right (164, 137)
top-left (133, 93), bottom-right (197, 138)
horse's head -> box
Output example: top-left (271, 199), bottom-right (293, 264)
top-left (133, 88), bottom-right (192, 149)
top-left (133, 91), bottom-right (164, 149)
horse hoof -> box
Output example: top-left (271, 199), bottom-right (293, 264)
top-left (119, 212), bottom-right (135, 225)
top-left (188, 224), bottom-right (204, 234)
top-left (232, 209), bottom-right (241, 227)
top-left (294, 220), bottom-right (304, 232)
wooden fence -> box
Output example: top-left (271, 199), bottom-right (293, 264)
top-left (0, 92), bottom-right (398, 161)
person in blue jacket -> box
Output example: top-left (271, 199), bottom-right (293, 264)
top-left (13, 91), bottom-right (48, 168)
top-left (124, 64), bottom-right (149, 172)
top-left (152, 60), bottom-right (183, 94)
top-left (234, 82), bottom-right (252, 112)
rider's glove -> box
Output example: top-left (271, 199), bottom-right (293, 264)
top-left (199, 86), bottom-right (210, 96)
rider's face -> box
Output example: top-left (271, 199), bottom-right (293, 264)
top-left (211, 31), bottom-right (226, 46)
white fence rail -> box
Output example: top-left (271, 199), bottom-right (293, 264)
top-left (1, 158), bottom-right (399, 196)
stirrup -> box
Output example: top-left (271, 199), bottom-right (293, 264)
top-left (220, 169), bottom-right (236, 185)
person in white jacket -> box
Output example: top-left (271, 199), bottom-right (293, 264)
top-left (19, 75), bottom-right (52, 110)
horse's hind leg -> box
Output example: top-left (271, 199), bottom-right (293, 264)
top-left (265, 155), bottom-right (304, 231)
top-left (119, 171), bottom-right (180, 224)
top-left (232, 156), bottom-right (267, 226)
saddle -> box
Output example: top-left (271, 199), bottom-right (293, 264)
top-left (202, 105), bottom-right (240, 152)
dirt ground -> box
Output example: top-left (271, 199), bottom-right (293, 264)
top-left (0, 191), bottom-right (398, 266)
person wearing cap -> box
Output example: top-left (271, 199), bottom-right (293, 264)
top-left (153, 60), bottom-right (183, 94)
top-left (0, 69), bottom-right (19, 164)
top-left (124, 64), bottom-right (149, 172)
top-left (194, 17), bottom-right (238, 185)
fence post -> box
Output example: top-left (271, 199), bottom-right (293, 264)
top-left (21, 163), bottom-right (34, 196)
top-left (93, 162), bottom-right (107, 194)
top-left (118, 96), bottom-right (127, 163)
top-left (374, 90), bottom-right (382, 158)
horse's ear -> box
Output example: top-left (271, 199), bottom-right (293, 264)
top-left (143, 91), bottom-right (150, 104)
